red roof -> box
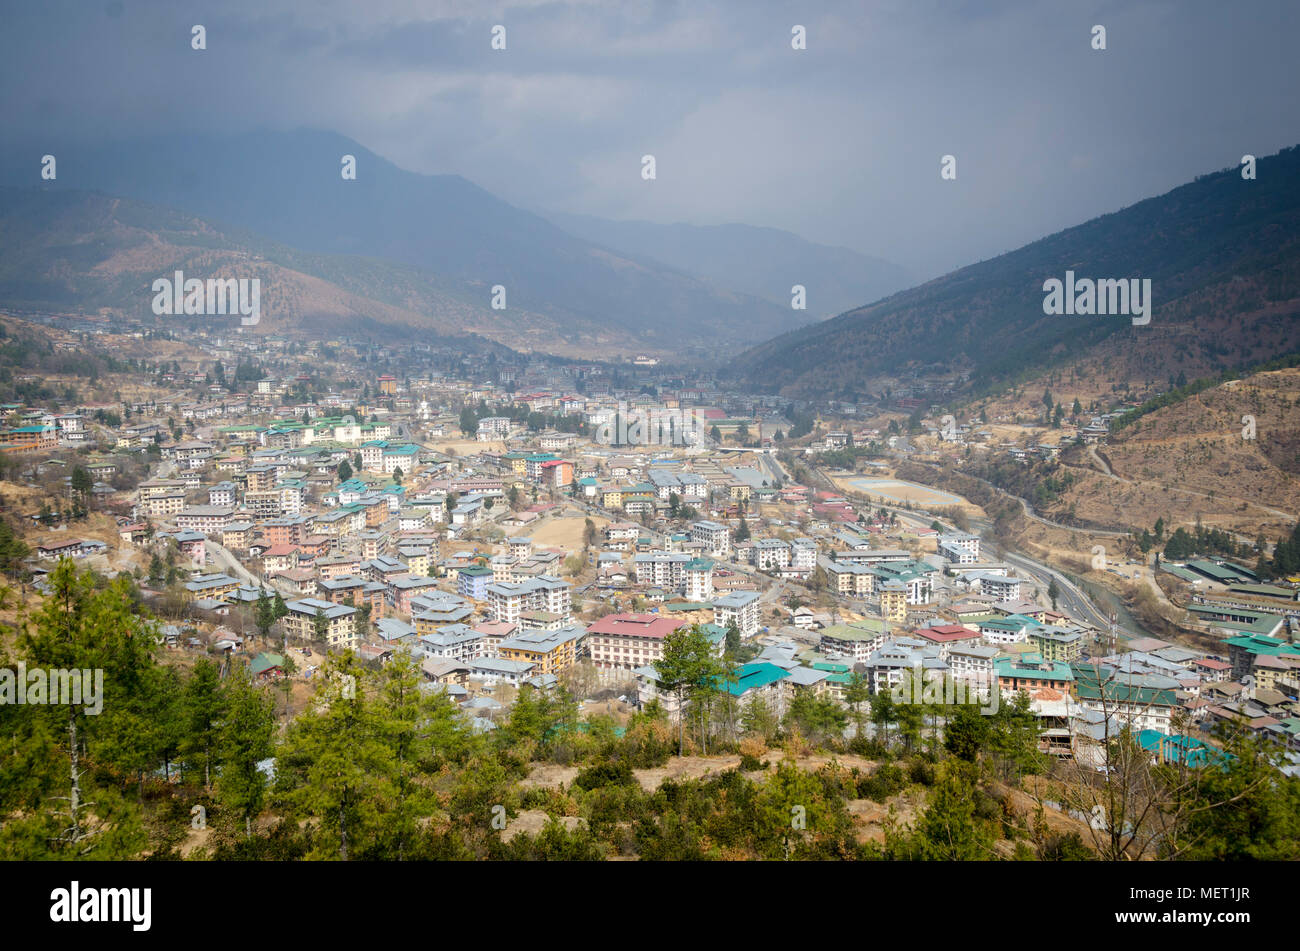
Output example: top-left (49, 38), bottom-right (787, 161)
top-left (587, 613), bottom-right (684, 640)
top-left (915, 624), bottom-right (979, 643)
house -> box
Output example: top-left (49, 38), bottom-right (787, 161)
top-left (249, 652), bottom-right (285, 681)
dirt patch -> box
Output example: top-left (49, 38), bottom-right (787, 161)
top-left (847, 788), bottom-right (927, 844)
top-left (504, 809), bottom-right (587, 841)
top-left (514, 514), bottom-right (608, 553)
top-left (522, 751), bottom-right (880, 794)
top-left (521, 763), bottom-right (581, 789)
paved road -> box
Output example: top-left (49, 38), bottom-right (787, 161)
top-left (820, 467), bottom-right (1131, 635)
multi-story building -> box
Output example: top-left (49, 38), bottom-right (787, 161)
top-left (753, 538), bottom-right (791, 571)
top-left (477, 416), bottom-right (512, 441)
top-left (790, 538), bottom-right (817, 573)
top-left (175, 506), bottom-right (235, 535)
top-left (484, 575), bottom-right (571, 625)
top-left (586, 613), bottom-right (684, 670)
top-left (938, 531), bottom-right (981, 564)
top-left (497, 624), bottom-right (586, 676)
top-left (282, 598), bottom-right (358, 650)
top-left (818, 619), bottom-right (887, 662)
top-left (880, 581), bottom-right (908, 624)
top-left (634, 551), bottom-right (690, 589)
top-left (684, 557), bottom-right (714, 601)
top-left (713, 589), bottom-right (761, 637)
top-left (690, 520), bottom-right (731, 558)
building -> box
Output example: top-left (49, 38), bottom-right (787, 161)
top-left (282, 598), bottom-right (358, 650)
top-left (634, 551), bottom-right (690, 589)
top-left (818, 619), bottom-right (887, 662)
top-left (880, 581), bottom-right (908, 624)
top-left (586, 613), bottom-right (684, 670)
top-left (484, 575), bottom-right (572, 625)
top-left (938, 532), bottom-right (981, 564)
top-left (684, 557), bottom-right (715, 601)
top-left (175, 506), bottom-right (235, 535)
top-left (497, 624), bottom-right (586, 676)
top-left (994, 653), bottom-right (1076, 696)
top-left (690, 520), bottom-right (731, 558)
top-left (477, 416), bottom-right (512, 441)
top-left (713, 589), bottom-right (761, 637)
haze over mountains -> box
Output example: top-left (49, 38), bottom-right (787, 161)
top-left (729, 145), bottom-right (1300, 402)
top-left (5, 134), bottom-right (1299, 405)
top-left (542, 212), bottom-right (912, 321)
top-left (0, 130), bottom-right (869, 354)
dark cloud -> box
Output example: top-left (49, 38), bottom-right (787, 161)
top-left (1, 0), bottom-right (1296, 279)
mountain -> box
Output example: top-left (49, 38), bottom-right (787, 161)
top-left (728, 146), bottom-right (1300, 400)
top-left (542, 212), bottom-right (911, 320)
top-left (0, 186), bottom-right (531, 353)
top-left (0, 131), bottom-right (795, 354)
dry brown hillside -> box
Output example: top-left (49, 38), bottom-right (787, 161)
top-left (1047, 367), bottom-right (1300, 538)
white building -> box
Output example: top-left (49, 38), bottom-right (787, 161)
top-left (690, 520), bottom-right (731, 558)
top-left (713, 590), bottom-right (761, 637)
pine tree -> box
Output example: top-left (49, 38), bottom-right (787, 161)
top-left (217, 669), bottom-right (275, 837)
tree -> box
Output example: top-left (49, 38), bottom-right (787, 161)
top-left (392, 467), bottom-right (403, 485)
top-left (217, 669), bottom-right (275, 836)
top-left (1047, 577), bottom-right (1061, 611)
top-left (870, 691), bottom-right (896, 750)
top-left (273, 654), bottom-right (396, 859)
top-left (843, 673), bottom-right (871, 741)
top-left (255, 589), bottom-right (277, 639)
top-left (70, 466), bottom-right (93, 507)
top-left (312, 607), bottom-right (330, 643)
top-left (5, 562), bottom-right (155, 858)
top-left (337, 459), bottom-right (353, 482)
top-left (909, 762), bottom-right (993, 860)
top-left (655, 625), bottom-right (725, 756)
top-left (735, 517), bottom-right (750, 542)
top-left (784, 691), bottom-right (847, 746)
top-left (943, 702), bottom-right (990, 762)
top-left (723, 619), bottom-right (742, 661)
top-left (180, 659), bottom-right (226, 789)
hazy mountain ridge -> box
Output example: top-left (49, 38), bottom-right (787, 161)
top-left (728, 146), bottom-right (1300, 400)
top-left (0, 131), bottom-right (802, 351)
top-left (543, 211), bottom-right (912, 321)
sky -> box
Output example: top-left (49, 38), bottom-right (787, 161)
top-left (2, 0), bottom-right (1298, 280)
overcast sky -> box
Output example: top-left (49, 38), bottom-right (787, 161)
top-left (3, 0), bottom-right (1297, 279)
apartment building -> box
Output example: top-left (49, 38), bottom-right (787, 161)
top-left (586, 612), bottom-right (684, 670)
top-left (713, 589), bottom-right (761, 637)
top-left (176, 506), bottom-right (235, 535)
top-left (282, 598), bottom-right (358, 650)
top-left (690, 520), bottom-right (731, 558)
top-left (484, 575), bottom-right (571, 625)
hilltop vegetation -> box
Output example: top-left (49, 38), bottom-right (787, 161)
top-left (3, 562), bottom-right (1296, 861)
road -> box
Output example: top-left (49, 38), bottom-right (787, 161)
top-left (820, 467), bottom-right (1132, 635)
